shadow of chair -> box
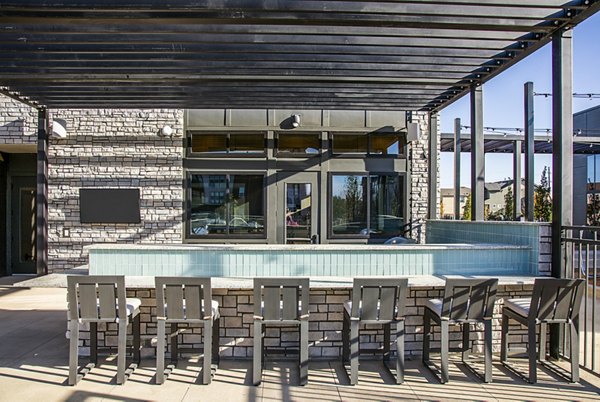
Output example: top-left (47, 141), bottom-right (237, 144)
top-left (422, 278), bottom-right (498, 383)
top-left (253, 277), bottom-right (310, 386)
top-left (155, 276), bottom-right (220, 385)
top-left (341, 277), bottom-right (408, 385)
top-left (501, 277), bottom-right (585, 383)
top-left (67, 275), bottom-right (141, 385)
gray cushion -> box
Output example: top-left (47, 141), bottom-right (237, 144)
top-left (504, 298), bottom-right (531, 318)
top-left (426, 298), bottom-right (443, 317)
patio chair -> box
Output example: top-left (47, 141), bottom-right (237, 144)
top-left (155, 277), bottom-right (220, 385)
top-left (500, 278), bottom-right (585, 383)
top-left (342, 277), bottom-right (409, 385)
top-left (422, 278), bottom-right (498, 383)
top-left (67, 275), bottom-right (141, 385)
top-left (253, 277), bottom-right (310, 386)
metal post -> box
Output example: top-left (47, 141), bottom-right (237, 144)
top-left (524, 82), bottom-right (535, 221)
top-left (428, 113), bottom-right (439, 220)
top-left (513, 140), bottom-right (522, 220)
top-left (550, 27), bottom-right (573, 358)
top-left (454, 118), bottom-right (461, 220)
top-left (36, 109), bottom-right (49, 276)
top-left (470, 85), bottom-right (485, 221)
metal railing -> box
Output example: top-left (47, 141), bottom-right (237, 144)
top-left (562, 225), bottom-right (600, 374)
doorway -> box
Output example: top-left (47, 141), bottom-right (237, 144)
top-left (277, 172), bottom-right (319, 244)
top-left (11, 176), bottom-right (36, 274)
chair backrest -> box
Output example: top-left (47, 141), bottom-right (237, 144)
top-left (529, 278), bottom-right (585, 322)
top-left (155, 277), bottom-right (213, 321)
top-left (350, 277), bottom-right (408, 322)
top-left (441, 278), bottom-right (498, 321)
top-left (254, 277), bottom-right (310, 321)
top-left (67, 275), bottom-right (127, 323)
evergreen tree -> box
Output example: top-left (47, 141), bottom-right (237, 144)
top-left (462, 193), bottom-right (472, 220)
top-left (504, 186), bottom-right (514, 221)
top-left (588, 194), bottom-right (600, 226)
top-left (534, 167), bottom-right (552, 222)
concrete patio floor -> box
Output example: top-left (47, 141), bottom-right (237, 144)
top-left (2, 283), bottom-right (600, 402)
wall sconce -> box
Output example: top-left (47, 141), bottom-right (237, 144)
top-left (160, 125), bottom-right (173, 136)
top-left (51, 118), bottom-right (68, 138)
top-left (406, 122), bottom-right (421, 142)
top-left (291, 114), bottom-right (301, 128)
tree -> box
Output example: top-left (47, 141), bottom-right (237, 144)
top-left (504, 186), bottom-right (514, 221)
top-left (534, 166), bottom-right (552, 222)
top-left (440, 197), bottom-right (445, 218)
top-left (588, 194), bottom-right (600, 226)
top-left (462, 193), bottom-right (471, 220)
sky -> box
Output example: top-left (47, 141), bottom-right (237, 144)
top-left (438, 12), bottom-right (600, 189)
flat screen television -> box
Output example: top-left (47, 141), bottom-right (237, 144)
top-left (79, 188), bottom-right (141, 224)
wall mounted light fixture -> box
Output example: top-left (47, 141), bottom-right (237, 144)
top-left (291, 114), bottom-right (301, 128)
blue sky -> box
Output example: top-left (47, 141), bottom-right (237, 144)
top-left (438, 12), bottom-right (600, 189)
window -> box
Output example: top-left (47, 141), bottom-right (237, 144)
top-left (331, 132), bottom-right (406, 156)
top-left (189, 174), bottom-right (265, 237)
top-left (276, 133), bottom-right (320, 156)
top-left (189, 132), bottom-right (265, 155)
top-left (330, 174), bottom-right (404, 237)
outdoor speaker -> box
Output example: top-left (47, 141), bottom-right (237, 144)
top-left (407, 122), bottom-right (421, 142)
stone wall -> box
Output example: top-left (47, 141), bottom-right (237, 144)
top-left (71, 284), bottom-right (535, 360)
top-left (47, 109), bottom-right (185, 272)
top-left (408, 112), bottom-right (431, 243)
top-left (0, 95), bottom-right (37, 145)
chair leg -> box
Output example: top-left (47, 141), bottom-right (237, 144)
top-left (484, 319), bottom-right (493, 383)
top-left (299, 320), bottom-right (309, 385)
top-left (570, 320), bottom-right (580, 383)
top-left (253, 320), bottom-right (263, 386)
top-left (133, 314), bottom-right (141, 365)
top-left (383, 323), bottom-right (391, 361)
top-left (528, 322), bottom-right (537, 384)
top-left (500, 312), bottom-right (509, 363)
top-left (170, 323), bottom-right (178, 363)
top-left (156, 320), bottom-right (166, 385)
top-left (423, 310), bottom-right (431, 364)
top-left (116, 320), bottom-right (127, 385)
top-left (342, 311), bottom-right (349, 363)
top-left (462, 322), bottom-right (470, 363)
top-left (68, 320), bottom-right (80, 386)
top-left (203, 320), bottom-right (212, 385)
top-left (539, 323), bottom-right (547, 362)
top-left (350, 320), bottom-right (359, 385)
top-left (395, 320), bottom-right (405, 384)
top-left (212, 316), bottom-right (220, 366)
top-left (440, 320), bottom-right (449, 383)
top-left (90, 322), bottom-right (98, 365)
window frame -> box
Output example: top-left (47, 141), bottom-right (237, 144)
top-left (185, 171), bottom-right (268, 240)
top-left (327, 172), bottom-right (407, 240)
top-left (187, 131), bottom-right (267, 158)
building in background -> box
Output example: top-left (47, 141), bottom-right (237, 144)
top-left (574, 105), bottom-right (600, 226)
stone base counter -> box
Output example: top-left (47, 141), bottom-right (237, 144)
top-left (58, 276), bottom-right (537, 359)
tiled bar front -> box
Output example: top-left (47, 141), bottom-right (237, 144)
top-left (72, 281), bottom-right (535, 359)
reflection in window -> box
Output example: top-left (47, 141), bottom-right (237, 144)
top-left (370, 175), bottom-right (403, 235)
top-left (331, 175), bottom-right (367, 235)
top-left (229, 134), bottom-right (264, 154)
top-left (286, 183), bottom-right (312, 242)
top-left (331, 134), bottom-right (368, 153)
top-left (191, 134), bottom-right (227, 153)
top-left (190, 174), bottom-right (264, 236)
top-left (330, 174), bottom-right (404, 237)
top-left (371, 134), bottom-right (405, 155)
top-left (189, 133), bottom-right (265, 154)
top-left (277, 134), bottom-right (320, 155)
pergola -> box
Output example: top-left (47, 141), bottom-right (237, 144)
top-left (0, 2), bottom-right (598, 324)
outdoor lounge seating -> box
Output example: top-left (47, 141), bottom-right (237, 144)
top-left (67, 275), bottom-right (141, 385)
top-left (501, 278), bottom-right (585, 383)
top-left (155, 277), bottom-right (220, 385)
top-left (342, 277), bottom-right (409, 385)
top-left (253, 277), bottom-right (310, 386)
top-left (423, 278), bottom-right (498, 383)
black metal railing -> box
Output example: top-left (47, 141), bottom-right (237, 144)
top-left (402, 219), bottom-right (424, 243)
top-left (562, 225), bottom-right (600, 373)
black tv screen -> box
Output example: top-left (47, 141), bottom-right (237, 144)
top-left (79, 188), bottom-right (141, 224)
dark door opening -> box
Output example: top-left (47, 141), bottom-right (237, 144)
top-left (11, 176), bottom-right (36, 274)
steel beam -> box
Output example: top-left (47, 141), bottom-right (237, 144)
top-left (470, 84), bottom-right (484, 221)
top-left (513, 140), bottom-right (522, 220)
top-left (35, 108), bottom-right (48, 276)
top-left (428, 113), bottom-right (439, 220)
top-left (550, 27), bottom-right (573, 359)
top-left (454, 118), bottom-right (461, 220)
top-left (524, 81), bottom-right (535, 221)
